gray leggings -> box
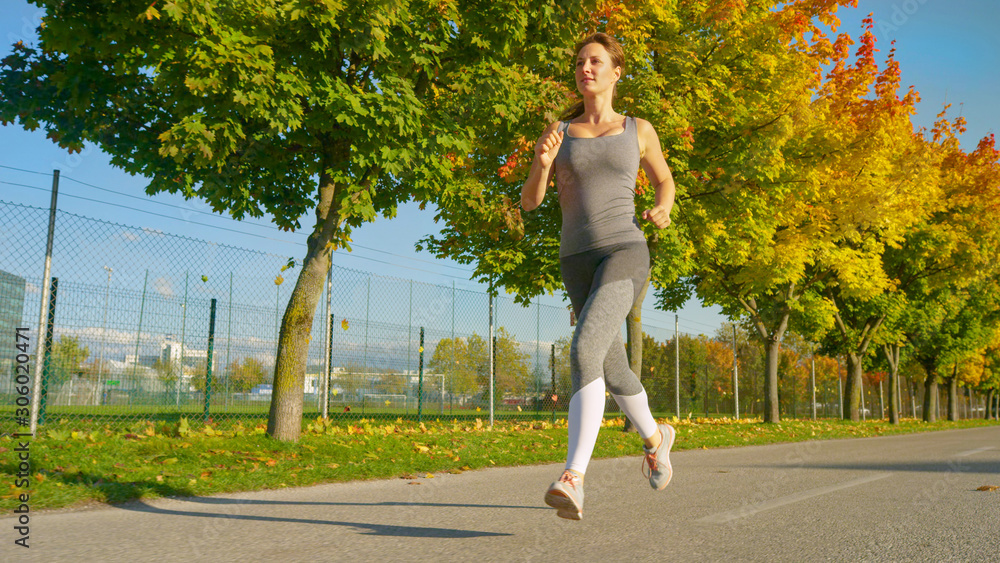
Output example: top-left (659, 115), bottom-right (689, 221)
top-left (560, 241), bottom-right (650, 396)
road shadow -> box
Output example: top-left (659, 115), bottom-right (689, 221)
top-left (162, 495), bottom-right (548, 511)
top-left (762, 459), bottom-right (1000, 474)
top-left (115, 498), bottom-right (517, 538)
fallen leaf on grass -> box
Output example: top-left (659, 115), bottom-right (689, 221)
top-left (976, 485), bottom-right (998, 492)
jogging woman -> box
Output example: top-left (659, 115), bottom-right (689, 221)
top-left (520, 32), bottom-right (678, 521)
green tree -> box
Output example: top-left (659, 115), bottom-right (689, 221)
top-left (153, 357), bottom-right (177, 392)
top-left (493, 327), bottom-right (532, 396)
top-left (875, 114), bottom-right (1000, 422)
top-left (428, 337), bottom-right (480, 399)
top-left (227, 357), bottom-right (265, 393)
top-left (48, 335), bottom-right (90, 389)
top-left (189, 358), bottom-right (220, 394)
top-left (2, 0), bottom-right (592, 441)
top-left (334, 361), bottom-right (369, 402)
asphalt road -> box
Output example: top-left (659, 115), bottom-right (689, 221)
top-left (4, 425), bottom-right (999, 562)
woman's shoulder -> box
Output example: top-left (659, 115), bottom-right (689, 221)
top-left (630, 117), bottom-right (661, 159)
top-left (632, 116), bottom-right (657, 135)
top-left (542, 120), bottom-right (563, 133)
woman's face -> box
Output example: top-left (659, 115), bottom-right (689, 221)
top-left (575, 42), bottom-right (620, 96)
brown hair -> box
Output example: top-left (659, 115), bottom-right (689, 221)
top-left (559, 32), bottom-right (626, 121)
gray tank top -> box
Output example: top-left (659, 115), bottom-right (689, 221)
top-left (554, 116), bottom-right (647, 257)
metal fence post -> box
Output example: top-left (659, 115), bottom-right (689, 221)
top-left (418, 327), bottom-right (425, 422)
top-left (29, 169), bottom-right (59, 436)
top-left (328, 314), bottom-right (335, 415)
top-left (39, 277), bottom-right (58, 424)
top-left (204, 298), bottom-right (217, 421)
top-left (488, 286), bottom-right (494, 428)
top-left (364, 276), bottom-right (370, 373)
top-left (674, 315), bottom-right (680, 418)
top-left (811, 352), bottom-right (817, 420)
top-left (732, 324), bottom-right (739, 419)
top-left (131, 270), bottom-right (149, 382)
top-left (536, 295), bottom-right (540, 418)
top-left (225, 272), bottom-right (233, 409)
top-left (178, 271), bottom-right (188, 408)
top-left (408, 279), bottom-right (413, 375)
top-left (550, 343), bottom-right (556, 424)
top-left (322, 265), bottom-right (332, 419)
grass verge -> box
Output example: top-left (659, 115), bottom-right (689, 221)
top-left (2, 416), bottom-right (996, 512)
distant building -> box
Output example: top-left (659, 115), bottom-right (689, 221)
top-left (0, 270), bottom-right (27, 369)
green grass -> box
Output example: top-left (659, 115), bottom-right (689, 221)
top-left (2, 416), bottom-right (997, 512)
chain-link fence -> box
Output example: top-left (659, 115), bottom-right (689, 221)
top-left (0, 190), bottom-right (986, 432)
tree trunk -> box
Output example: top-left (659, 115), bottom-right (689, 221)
top-left (946, 365), bottom-right (959, 422)
top-left (266, 151), bottom-right (345, 442)
top-left (622, 269), bottom-right (651, 433)
top-left (763, 338), bottom-right (781, 423)
top-left (883, 344), bottom-right (901, 424)
top-left (922, 370), bottom-right (938, 423)
top-left (987, 389), bottom-right (995, 420)
top-left (843, 353), bottom-right (864, 421)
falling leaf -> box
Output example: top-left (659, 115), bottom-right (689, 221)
top-left (341, 319), bottom-right (349, 330)
top-left (201, 275), bottom-right (208, 282)
top-left (275, 275), bottom-right (284, 286)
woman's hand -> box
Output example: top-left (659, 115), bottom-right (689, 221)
top-left (535, 129), bottom-right (564, 168)
top-left (641, 205), bottom-right (672, 229)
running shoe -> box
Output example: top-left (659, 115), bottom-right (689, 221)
top-left (544, 470), bottom-right (584, 520)
top-left (642, 423), bottom-right (676, 490)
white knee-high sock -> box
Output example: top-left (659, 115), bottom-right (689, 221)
top-left (565, 377), bottom-right (607, 475)
top-left (610, 390), bottom-right (659, 441)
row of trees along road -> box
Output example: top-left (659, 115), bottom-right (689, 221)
top-left (3, 0), bottom-right (998, 440)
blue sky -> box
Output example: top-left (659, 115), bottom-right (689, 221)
top-left (1, 1), bottom-right (996, 339)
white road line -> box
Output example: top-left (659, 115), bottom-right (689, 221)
top-left (696, 473), bottom-right (892, 524)
top-left (955, 446), bottom-right (995, 457)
